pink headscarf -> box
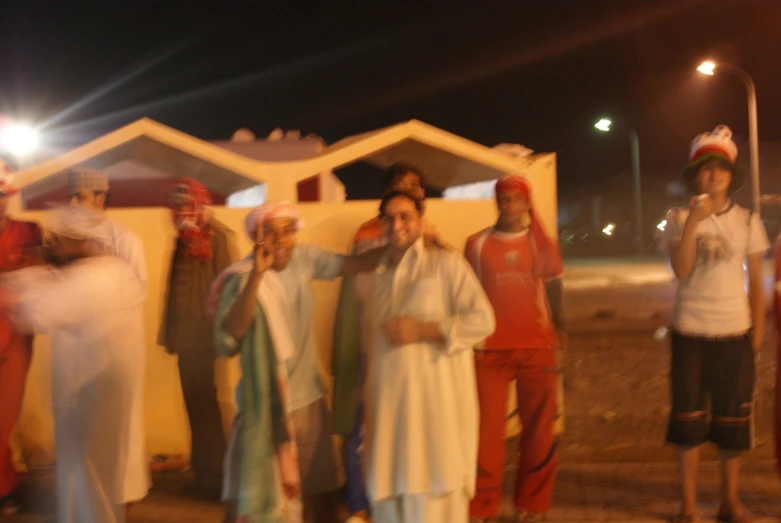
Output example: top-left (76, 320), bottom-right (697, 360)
top-left (495, 174), bottom-right (563, 279)
top-left (243, 201), bottom-right (305, 241)
top-left (205, 202), bottom-right (304, 316)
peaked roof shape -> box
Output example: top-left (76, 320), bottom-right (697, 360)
top-left (15, 117), bottom-right (553, 206)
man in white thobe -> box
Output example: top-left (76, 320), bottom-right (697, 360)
top-left (68, 167), bottom-right (151, 505)
top-left (2, 205), bottom-right (145, 523)
top-left (354, 190), bottom-right (496, 523)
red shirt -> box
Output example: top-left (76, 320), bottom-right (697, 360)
top-left (465, 227), bottom-right (558, 350)
top-left (0, 219), bottom-right (42, 357)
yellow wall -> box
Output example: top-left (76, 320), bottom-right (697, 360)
top-left (14, 166), bottom-right (557, 465)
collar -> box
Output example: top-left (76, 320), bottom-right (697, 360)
top-left (378, 236), bottom-right (426, 275)
top-left (715, 200), bottom-right (734, 216)
top-left (491, 226), bottom-right (529, 240)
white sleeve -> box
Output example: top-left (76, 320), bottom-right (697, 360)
top-left (7, 268), bottom-right (94, 334)
top-left (747, 212), bottom-right (770, 256)
top-left (300, 244), bottom-right (345, 281)
top-left (437, 255), bottom-right (496, 356)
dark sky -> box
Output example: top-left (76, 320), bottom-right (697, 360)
top-left (1, 0), bottom-right (780, 202)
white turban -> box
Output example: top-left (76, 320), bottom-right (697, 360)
top-left (47, 205), bottom-right (109, 244)
top-left (244, 201), bottom-right (305, 241)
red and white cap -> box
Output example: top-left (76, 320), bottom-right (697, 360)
top-left (688, 125), bottom-right (738, 164)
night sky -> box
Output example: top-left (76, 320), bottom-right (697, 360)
top-left (1, 0), bottom-right (780, 209)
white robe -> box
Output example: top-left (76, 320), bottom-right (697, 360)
top-left (354, 239), bottom-right (495, 515)
top-left (98, 219), bottom-right (151, 502)
top-left (8, 257), bottom-right (146, 523)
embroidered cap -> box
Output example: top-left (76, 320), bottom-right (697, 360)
top-left (67, 167), bottom-right (110, 194)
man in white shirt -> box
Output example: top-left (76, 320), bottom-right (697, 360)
top-left (67, 167), bottom-right (151, 508)
top-left (4, 205), bottom-right (146, 523)
top-left (354, 190), bottom-right (495, 523)
top-left (659, 125), bottom-right (769, 523)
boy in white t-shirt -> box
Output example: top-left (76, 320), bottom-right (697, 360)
top-left (659, 125), bottom-right (769, 523)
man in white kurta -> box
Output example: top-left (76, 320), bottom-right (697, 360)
top-left (3, 205), bottom-right (145, 523)
top-left (68, 167), bottom-right (151, 503)
top-left (354, 191), bottom-right (496, 523)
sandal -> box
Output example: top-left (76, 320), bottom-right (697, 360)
top-left (671, 515), bottom-right (699, 523)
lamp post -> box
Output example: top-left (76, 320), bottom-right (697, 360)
top-left (595, 118), bottom-right (643, 256)
top-left (697, 60), bottom-right (760, 216)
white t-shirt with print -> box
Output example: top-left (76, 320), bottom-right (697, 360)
top-left (660, 202), bottom-right (769, 337)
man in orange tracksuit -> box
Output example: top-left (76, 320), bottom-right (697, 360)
top-left (465, 174), bottom-right (564, 523)
top-left (0, 158), bottom-right (43, 515)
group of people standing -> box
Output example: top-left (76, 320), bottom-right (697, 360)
top-left (0, 122), bottom-right (771, 523)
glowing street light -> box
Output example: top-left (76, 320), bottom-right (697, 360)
top-left (602, 223), bottom-right (615, 236)
top-left (594, 118), bottom-right (612, 132)
top-left (0, 124), bottom-right (39, 157)
top-left (697, 61), bottom-right (715, 75)
top-left (697, 59), bottom-right (760, 215)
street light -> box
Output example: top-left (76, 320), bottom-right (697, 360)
top-left (0, 124), bottom-right (39, 157)
top-left (595, 118), bottom-right (643, 255)
top-left (697, 60), bottom-right (760, 215)
top-left (594, 118), bottom-right (612, 132)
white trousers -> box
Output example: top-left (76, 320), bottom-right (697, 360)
top-left (371, 490), bottom-right (469, 523)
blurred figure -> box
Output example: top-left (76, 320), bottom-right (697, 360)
top-left (3, 205), bottom-right (145, 523)
top-left (659, 126), bottom-right (768, 523)
top-left (209, 204), bottom-right (304, 523)
top-left (354, 191), bottom-right (495, 523)
top-left (158, 178), bottom-right (237, 496)
top-left (67, 166), bottom-right (151, 509)
top-left (0, 158), bottom-right (42, 515)
top-left (332, 162), bottom-right (428, 523)
top-left (465, 175), bottom-right (564, 523)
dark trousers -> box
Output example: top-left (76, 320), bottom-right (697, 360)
top-left (667, 330), bottom-right (755, 450)
top-left (177, 352), bottom-right (226, 485)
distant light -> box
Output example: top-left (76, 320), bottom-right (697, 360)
top-left (657, 219), bottom-right (667, 231)
top-left (697, 61), bottom-right (715, 76)
top-left (594, 118), bottom-right (612, 132)
top-left (602, 223), bottom-right (615, 236)
top-left (1, 124), bottom-right (39, 156)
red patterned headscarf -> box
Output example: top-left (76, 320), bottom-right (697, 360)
top-left (170, 178), bottom-right (213, 260)
top-left (495, 174), bottom-right (563, 280)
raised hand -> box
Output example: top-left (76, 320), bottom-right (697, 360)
top-left (688, 194), bottom-right (716, 224)
top-left (253, 225), bottom-right (274, 274)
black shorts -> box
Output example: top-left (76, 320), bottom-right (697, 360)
top-left (666, 330), bottom-right (755, 450)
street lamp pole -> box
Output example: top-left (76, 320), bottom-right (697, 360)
top-left (594, 118), bottom-right (643, 256)
top-left (628, 128), bottom-right (643, 256)
top-left (698, 62), bottom-right (761, 216)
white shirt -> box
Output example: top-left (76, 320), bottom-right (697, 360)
top-left (276, 244), bottom-right (345, 411)
top-left (355, 239), bottom-right (495, 501)
top-left (97, 219), bottom-right (148, 296)
top-left (661, 203), bottom-right (770, 336)
top-left (8, 257), bottom-right (145, 522)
